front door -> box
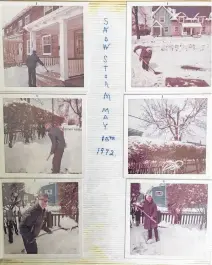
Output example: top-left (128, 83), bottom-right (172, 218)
top-left (17, 42), bottom-right (23, 63)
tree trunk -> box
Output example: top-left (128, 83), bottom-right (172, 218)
top-left (134, 7), bottom-right (140, 40)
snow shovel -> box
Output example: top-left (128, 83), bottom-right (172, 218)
top-left (46, 153), bottom-right (53, 161)
top-left (135, 52), bottom-right (162, 75)
top-left (43, 65), bottom-right (49, 73)
top-left (133, 203), bottom-right (167, 228)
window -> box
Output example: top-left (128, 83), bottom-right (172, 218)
top-left (175, 27), bottom-right (178, 32)
top-left (27, 40), bottom-right (31, 55)
top-left (44, 6), bottom-right (53, 15)
top-left (18, 20), bottom-right (23, 30)
top-left (164, 27), bottom-right (168, 33)
top-left (179, 16), bottom-right (184, 23)
top-left (25, 15), bottom-right (30, 25)
top-left (44, 189), bottom-right (52, 195)
top-left (159, 16), bottom-right (165, 23)
top-left (42, 35), bottom-right (52, 55)
top-left (155, 191), bottom-right (164, 196)
top-left (74, 30), bottom-right (84, 58)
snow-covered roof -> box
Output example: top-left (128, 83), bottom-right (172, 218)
top-left (152, 6), bottom-right (173, 18)
top-left (3, 6), bottom-right (33, 29)
top-left (182, 23), bottom-right (202, 28)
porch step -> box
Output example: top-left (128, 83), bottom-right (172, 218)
top-left (36, 72), bottom-right (65, 87)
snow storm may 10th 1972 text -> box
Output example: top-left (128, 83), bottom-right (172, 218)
top-left (97, 17), bottom-right (116, 157)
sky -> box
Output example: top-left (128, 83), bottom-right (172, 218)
top-left (25, 181), bottom-right (51, 195)
top-left (128, 98), bottom-right (207, 144)
top-left (2, 5), bottom-right (31, 27)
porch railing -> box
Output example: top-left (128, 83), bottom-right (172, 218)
top-left (40, 57), bottom-right (60, 67)
top-left (68, 58), bottom-right (84, 77)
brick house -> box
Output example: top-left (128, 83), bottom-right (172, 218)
top-left (151, 6), bottom-right (211, 37)
top-left (3, 6), bottom-right (84, 86)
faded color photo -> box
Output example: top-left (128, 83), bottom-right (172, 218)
top-left (3, 98), bottom-right (82, 174)
top-left (128, 98), bottom-right (207, 174)
top-left (2, 181), bottom-right (79, 255)
top-left (2, 5), bottom-right (84, 87)
top-left (131, 6), bottom-right (211, 87)
top-left (129, 182), bottom-right (208, 258)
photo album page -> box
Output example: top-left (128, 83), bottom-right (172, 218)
top-left (0, 1), bottom-right (211, 265)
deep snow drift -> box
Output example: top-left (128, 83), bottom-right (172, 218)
top-left (131, 35), bottom-right (211, 87)
top-left (130, 221), bottom-right (208, 259)
top-left (5, 127), bottom-right (82, 174)
top-left (4, 217), bottom-right (79, 254)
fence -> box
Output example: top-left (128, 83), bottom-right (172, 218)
top-left (128, 159), bottom-right (206, 174)
top-left (5, 212), bottom-right (75, 229)
top-left (4, 128), bottom-right (39, 146)
top-left (68, 58), bottom-right (84, 77)
top-left (137, 211), bottom-right (207, 227)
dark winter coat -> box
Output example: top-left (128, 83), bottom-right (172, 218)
top-left (143, 199), bottom-right (158, 230)
top-left (135, 209), bottom-right (141, 222)
top-left (19, 203), bottom-right (47, 242)
top-left (134, 45), bottom-right (152, 64)
top-left (26, 54), bottom-right (44, 69)
top-left (48, 127), bottom-right (66, 154)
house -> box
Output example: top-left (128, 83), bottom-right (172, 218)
top-left (151, 6), bottom-right (211, 37)
top-left (3, 6), bottom-right (84, 86)
top-left (23, 192), bottom-right (36, 205)
top-left (38, 183), bottom-right (58, 205)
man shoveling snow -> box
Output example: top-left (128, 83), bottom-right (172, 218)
top-left (134, 45), bottom-right (153, 71)
top-left (26, 50), bottom-right (49, 87)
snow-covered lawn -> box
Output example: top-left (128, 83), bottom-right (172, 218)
top-left (130, 221), bottom-right (208, 259)
top-left (131, 35), bottom-right (211, 87)
top-left (5, 128), bottom-right (82, 174)
top-left (4, 64), bottom-right (60, 87)
top-left (4, 217), bottom-right (79, 254)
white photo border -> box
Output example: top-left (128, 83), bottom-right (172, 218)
top-left (124, 94), bottom-right (212, 179)
top-left (0, 2), bottom-right (89, 94)
top-left (125, 178), bottom-right (212, 264)
top-left (126, 2), bottom-right (212, 94)
top-left (0, 94), bottom-right (86, 179)
top-left (0, 178), bottom-right (83, 259)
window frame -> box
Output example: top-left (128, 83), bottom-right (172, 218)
top-left (42, 34), bottom-right (52, 56)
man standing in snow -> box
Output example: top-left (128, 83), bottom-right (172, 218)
top-left (45, 123), bottom-right (66, 174)
top-left (143, 195), bottom-right (159, 242)
top-left (26, 50), bottom-right (46, 87)
top-left (19, 194), bottom-right (52, 254)
top-left (134, 45), bottom-right (152, 71)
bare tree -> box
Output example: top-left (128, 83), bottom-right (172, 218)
top-left (138, 98), bottom-right (207, 141)
top-left (132, 7), bottom-right (140, 40)
top-left (2, 183), bottom-right (25, 210)
top-left (57, 99), bottom-right (82, 127)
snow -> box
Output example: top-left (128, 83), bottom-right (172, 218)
top-left (130, 221), bottom-right (208, 258)
top-left (4, 64), bottom-right (60, 87)
top-left (4, 65), bottom-right (29, 87)
top-left (4, 218), bottom-right (79, 254)
top-left (132, 35), bottom-right (211, 87)
top-left (182, 23), bottom-right (202, 28)
top-left (5, 127), bottom-right (82, 174)
top-left (59, 216), bottom-right (77, 229)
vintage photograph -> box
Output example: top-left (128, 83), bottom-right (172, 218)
top-left (2, 181), bottom-right (80, 255)
top-left (2, 5), bottom-right (84, 87)
top-left (128, 97), bottom-right (207, 174)
top-left (3, 97), bottom-right (83, 174)
top-left (128, 182), bottom-right (209, 259)
top-left (131, 6), bottom-right (211, 87)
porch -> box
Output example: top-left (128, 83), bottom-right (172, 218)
top-left (24, 6), bottom-right (84, 86)
top-left (181, 23), bottom-right (202, 36)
